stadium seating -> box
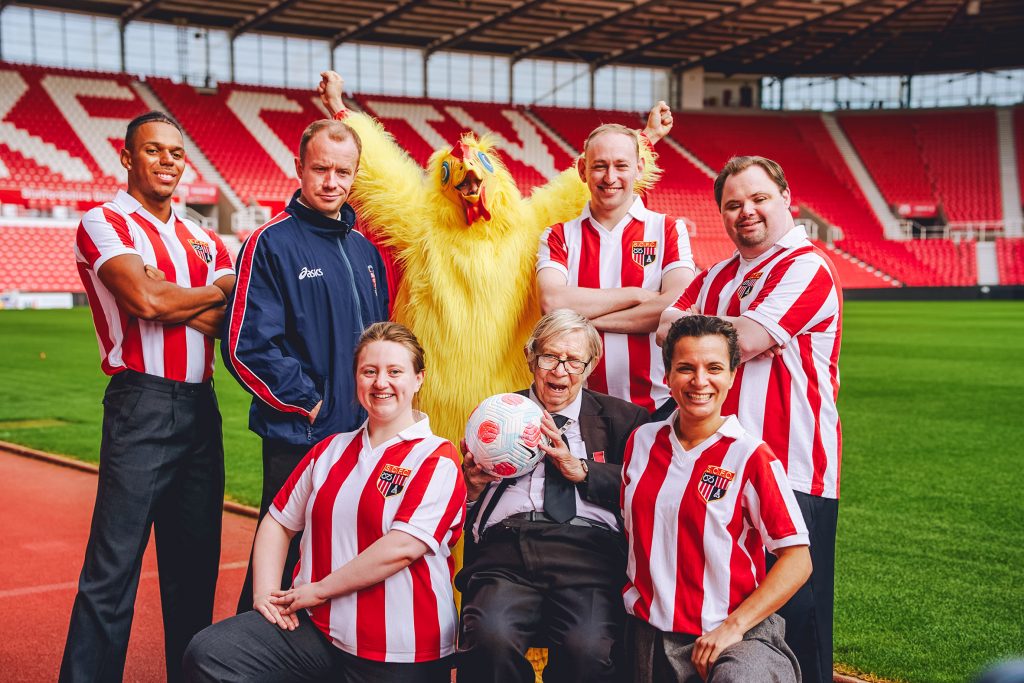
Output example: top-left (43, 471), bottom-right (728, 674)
top-left (839, 110), bottom-right (1002, 225)
top-left (0, 225), bottom-right (80, 292)
top-left (0, 62), bottom-right (207, 212)
top-left (996, 237), bottom-right (1024, 285)
top-left (146, 78), bottom-right (322, 213)
top-left (351, 94), bottom-right (577, 197)
top-left (837, 113), bottom-right (935, 209)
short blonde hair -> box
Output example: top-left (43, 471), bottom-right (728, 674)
top-left (581, 123), bottom-right (640, 161)
top-left (525, 309), bottom-right (603, 370)
top-left (299, 119), bottom-right (362, 164)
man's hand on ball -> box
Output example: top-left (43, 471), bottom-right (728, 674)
top-left (459, 442), bottom-right (500, 502)
top-left (539, 412), bottom-right (586, 483)
top-left (318, 71), bottom-right (346, 117)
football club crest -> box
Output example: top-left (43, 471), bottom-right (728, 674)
top-left (188, 239), bottom-right (213, 264)
top-left (376, 463), bottom-right (412, 498)
top-left (630, 241), bottom-right (657, 268)
top-left (697, 465), bottom-right (735, 503)
top-left (736, 271), bottom-right (763, 299)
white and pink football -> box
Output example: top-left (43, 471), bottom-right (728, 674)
top-left (464, 393), bottom-right (546, 478)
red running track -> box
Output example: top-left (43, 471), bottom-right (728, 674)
top-left (0, 449), bottom-right (256, 682)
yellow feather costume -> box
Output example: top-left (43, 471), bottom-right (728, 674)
top-left (342, 111), bottom-right (660, 445)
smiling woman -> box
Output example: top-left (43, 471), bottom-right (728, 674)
top-left (184, 321), bottom-right (466, 683)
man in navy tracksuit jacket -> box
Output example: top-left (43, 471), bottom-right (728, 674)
top-left (221, 120), bottom-right (388, 612)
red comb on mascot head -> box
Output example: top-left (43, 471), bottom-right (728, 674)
top-left (317, 70), bottom-right (671, 448)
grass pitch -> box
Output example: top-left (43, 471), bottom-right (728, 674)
top-left (1, 301), bottom-right (1022, 682)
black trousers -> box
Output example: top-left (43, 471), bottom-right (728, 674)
top-left (60, 370), bottom-right (224, 683)
top-left (184, 610), bottom-right (452, 683)
top-left (767, 491), bottom-right (839, 683)
top-left (457, 519), bottom-right (628, 683)
top-left (236, 439), bottom-right (309, 613)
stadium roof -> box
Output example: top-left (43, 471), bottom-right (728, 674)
top-left (12, 0), bottom-right (1023, 76)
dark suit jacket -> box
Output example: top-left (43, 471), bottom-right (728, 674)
top-left (469, 387), bottom-right (649, 529)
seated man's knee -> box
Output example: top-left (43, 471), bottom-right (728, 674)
top-left (181, 628), bottom-right (217, 683)
top-left (707, 641), bottom-right (798, 683)
top-left (555, 629), bottom-right (616, 676)
top-left (462, 613), bottom-right (526, 658)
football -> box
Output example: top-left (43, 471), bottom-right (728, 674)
top-left (464, 393), bottom-right (547, 478)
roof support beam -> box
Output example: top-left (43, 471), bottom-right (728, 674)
top-left (511, 0), bottom-right (663, 64)
top-left (120, 0), bottom-right (163, 25)
top-left (426, 0), bottom-right (547, 56)
top-left (791, 0), bottom-right (928, 71)
top-left (712, 0), bottom-right (880, 70)
top-left (909, 1), bottom-right (966, 72)
top-left (231, 0), bottom-right (303, 38)
top-left (675, 0), bottom-right (876, 73)
top-left (592, 0), bottom-right (775, 69)
top-left (332, 0), bottom-right (423, 47)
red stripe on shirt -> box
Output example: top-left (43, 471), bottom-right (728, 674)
top-left (619, 219), bottom-right (654, 409)
top-left (706, 258), bottom-right (741, 314)
top-left (579, 219), bottom-right (608, 394)
top-left (760, 356), bottom-right (792, 473)
top-left (546, 224), bottom-right (568, 268)
top-left (132, 213), bottom-right (188, 380)
top-left (101, 207), bottom-right (135, 250)
top-left (798, 334), bottom-right (827, 496)
top-left (355, 439), bottom-right (420, 659)
top-left (675, 269), bottom-right (709, 311)
top-left (674, 437), bottom-right (732, 634)
top-left (625, 426), bottom-right (672, 622)
top-left (663, 217), bottom-right (681, 266)
top-left (308, 435), bottom-right (363, 634)
top-left (727, 466), bottom-right (759, 615)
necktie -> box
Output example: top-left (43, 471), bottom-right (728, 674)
top-left (543, 413), bottom-right (576, 523)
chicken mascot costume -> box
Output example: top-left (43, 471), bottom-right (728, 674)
top-left (318, 71), bottom-right (672, 446)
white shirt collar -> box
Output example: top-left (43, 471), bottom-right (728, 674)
top-left (737, 224), bottom-right (809, 265)
top-left (360, 410), bottom-right (433, 450)
top-left (582, 195), bottom-right (648, 231)
top-left (528, 386), bottom-right (583, 423)
top-left (662, 412), bottom-right (747, 451)
top-left (113, 189), bottom-right (177, 227)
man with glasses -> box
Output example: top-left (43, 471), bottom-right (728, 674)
top-left (536, 123), bottom-right (695, 415)
top-left (457, 309), bottom-right (649, 683)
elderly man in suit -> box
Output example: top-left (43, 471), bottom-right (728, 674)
top-left (458, 309), bottom-right (649, 683)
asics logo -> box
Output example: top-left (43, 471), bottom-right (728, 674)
top-left (298, 267), bottom-right (324, 280)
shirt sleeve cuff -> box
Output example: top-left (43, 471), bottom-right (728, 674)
top-left (536, 261), bottom-right (569, 277)
top-left (391, 521), bottom-right (441, 556)
top-left (765, 533), bottom-right (809, 554)
top-left (742, 308), bottom-right (792, 347)
top-left (92, 247), bottom-right (139, 274)
top-left (213, 267), bottom-right (235, 281)
top-left (662, 260), bottom-right (696, 276)
top-left (268, 504), bottom-right (304, 533)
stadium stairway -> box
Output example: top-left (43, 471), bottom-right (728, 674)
top-left (996, 108), bottom-right (1023, 236)
top-left (820, 113), bottom-right (899, 238)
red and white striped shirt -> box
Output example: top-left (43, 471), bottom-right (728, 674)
top-left (271, 414), bottom-right (467, 663)
top-left (621, 414), bottom-right (808, 635)
top-left (538, 197), bottom-right (695, 411)
top-left (74, 190), bottom-right (234, 383)
top-left (673, 226), bottom-right (842, 498)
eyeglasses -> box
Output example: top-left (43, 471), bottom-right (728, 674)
top-left (535, 354), bottom-right (590, 375)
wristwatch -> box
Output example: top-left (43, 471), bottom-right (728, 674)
top-left (578, 458), bottom-right (589, 483)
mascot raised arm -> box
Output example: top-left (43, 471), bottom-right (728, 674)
top-left (318, 70), bottom-right (672, 444)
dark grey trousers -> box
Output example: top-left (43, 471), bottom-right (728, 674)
top-left (59, 370), bottom-right (224, 683)
top-left (768, 492), bottom-right (839, 683)
top-left (236, 439), bottom-right (309, 613)
top-left (630, 613), bottom-right (800, 683)
top-left (184, 610), bottom-right (453, 683)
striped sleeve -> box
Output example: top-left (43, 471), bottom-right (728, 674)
top-left (742, 254), bottom-right (838, 344)
top-left (672, 268), bottom-right (709, 311)
top-left (392, 443), bottom-right (467, 554)
top-left (536, 223), bottom-right (569, 276)
top-left (76, 205), bottom-right (138, 272)
top-left (207, 228), bottom-right (235, 280)
top-left (741, 444), bottom-right (809, 553)
top-left (661, 216), bottom-right (696, 274)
